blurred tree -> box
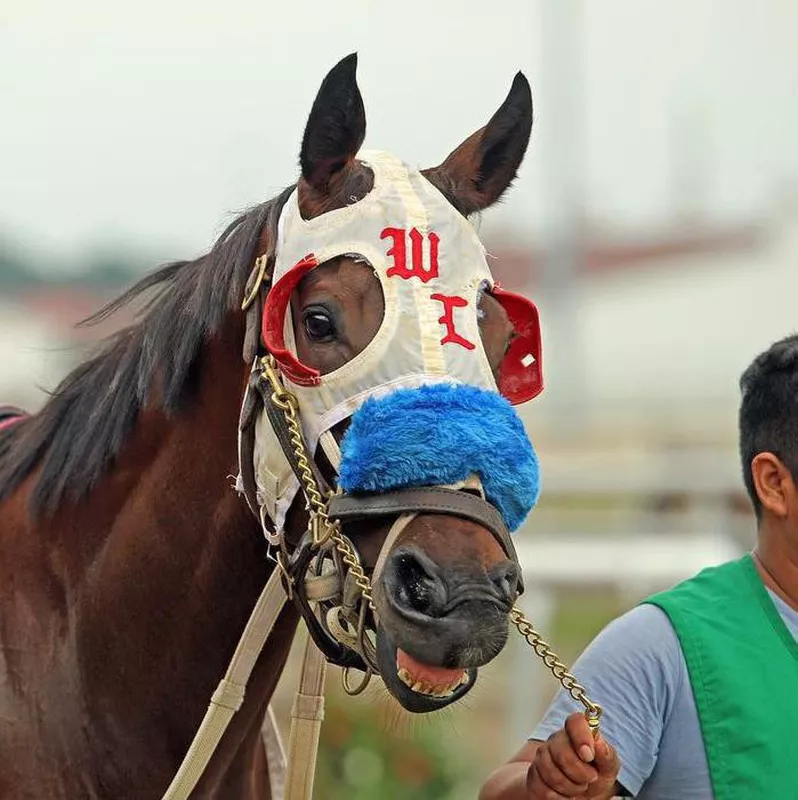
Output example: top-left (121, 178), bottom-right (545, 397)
top-left (80, 250), bottom-right (145, 289)
top-left (0, 237), bottom-right (145, 291)
top-left (0, 239), bottom-right (42, 288)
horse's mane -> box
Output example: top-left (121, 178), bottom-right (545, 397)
top-left (0, 186), bottom-right (295, 511)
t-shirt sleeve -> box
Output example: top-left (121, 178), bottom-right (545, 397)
top-left (530, 603), bottom-right (684, 797)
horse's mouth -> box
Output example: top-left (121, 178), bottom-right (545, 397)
top-left (376, 627), bottom-right (476, 713)
top-left (396, 647), bottom-right (470, 697)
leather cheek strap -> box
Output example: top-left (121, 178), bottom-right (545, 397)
top-left (327, 487), bottom-right (524, 594)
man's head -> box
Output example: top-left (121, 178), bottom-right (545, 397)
top-left (739, 334), bottom-right (798, 525)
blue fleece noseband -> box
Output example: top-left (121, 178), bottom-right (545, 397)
top-left (337, 384), bottom-right (539, 532)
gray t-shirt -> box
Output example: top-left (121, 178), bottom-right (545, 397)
top-left (531, 588), bottom-right (798, 798)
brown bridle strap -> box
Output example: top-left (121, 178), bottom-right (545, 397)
top-left (328, 487), bottom-right (523, 591)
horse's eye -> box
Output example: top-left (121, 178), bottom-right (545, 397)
top-left (302, 307), bottom-right (337, 342)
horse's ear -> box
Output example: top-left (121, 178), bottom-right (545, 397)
top-left (300, 53), bottom-right (366, 194)
top-left (424, 72), bottom-right (533, 215)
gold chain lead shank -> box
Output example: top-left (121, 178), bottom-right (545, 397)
top-left (509, 607), bottom-right (603, 736)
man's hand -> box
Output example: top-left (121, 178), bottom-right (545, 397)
top-left (525, 712), bottom-right (620, 799)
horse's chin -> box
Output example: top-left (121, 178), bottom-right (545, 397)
top-left (375, 626), bottom-right (477, 713)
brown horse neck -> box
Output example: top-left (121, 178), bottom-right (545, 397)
top-left (1, 312), bottom-right (298, 798)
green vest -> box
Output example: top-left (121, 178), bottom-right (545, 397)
top-left (645, 555), bottom-right (798, 799)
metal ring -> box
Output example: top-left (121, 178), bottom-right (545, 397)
top-left (241, 255), bottom-right (269, 310)
top-left (342, 666), bottom-right (373, 696)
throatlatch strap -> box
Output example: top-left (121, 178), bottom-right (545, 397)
top-left (161, 570), bottom-right (288, 800)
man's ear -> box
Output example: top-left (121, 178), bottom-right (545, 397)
top-left (751, 452), bottom-right (794, 518)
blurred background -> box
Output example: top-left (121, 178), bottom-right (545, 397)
top-left (2, 0), bottom-right (796, 796)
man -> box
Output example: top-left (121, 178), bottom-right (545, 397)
top-left (480, 334), bottom-right (798, 799)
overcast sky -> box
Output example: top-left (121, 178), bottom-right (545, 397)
top-left (2, 0), bottom-right (797, 269)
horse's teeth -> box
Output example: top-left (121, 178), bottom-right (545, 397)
top-left (397, 668), bottom-right (413, 688)
top-left (396, 667), bottom-right (469, 696)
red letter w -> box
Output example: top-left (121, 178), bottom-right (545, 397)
top-left (381, 227), bottom-right (440, 283)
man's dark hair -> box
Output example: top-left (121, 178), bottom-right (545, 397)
top-left (739, 334), bottom-right (798, 517)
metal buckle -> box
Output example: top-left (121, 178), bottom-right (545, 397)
top-left (241, 255), bottom-right (270, 311)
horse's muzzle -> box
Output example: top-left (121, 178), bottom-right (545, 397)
top-left (372, 543), bottom-right (519, 713)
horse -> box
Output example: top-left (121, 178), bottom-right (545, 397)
top-left (0, 54), bottom-right (540, 798)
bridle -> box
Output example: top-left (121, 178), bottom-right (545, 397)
top-left (162, 250), bottom-right (603, 799)
top-left (236, 245), bottom-right (527, 681)
top-left (240, 310), bottom-right (524, 683)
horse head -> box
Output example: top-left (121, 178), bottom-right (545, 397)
top-left (247, 54), bottom-right (540, 713)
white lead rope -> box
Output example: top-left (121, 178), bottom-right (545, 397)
top-left (160, 567), bottom-right (343, 800)
top-left (162, 570), bottom-right (289, 800)
top-left (284, 637), bottom-right (328, 800)
top-left (161, 507), bottom-right (458, 799)
top-left (161, 512), bottom-right (431, 800)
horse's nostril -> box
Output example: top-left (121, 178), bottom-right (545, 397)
top-left (490, 561), bottom-right (520, 604)
top-left (385, 547), bottom-right (447, 618)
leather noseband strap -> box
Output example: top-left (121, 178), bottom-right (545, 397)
top-left (328, 486), bottom-right (524, 593)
